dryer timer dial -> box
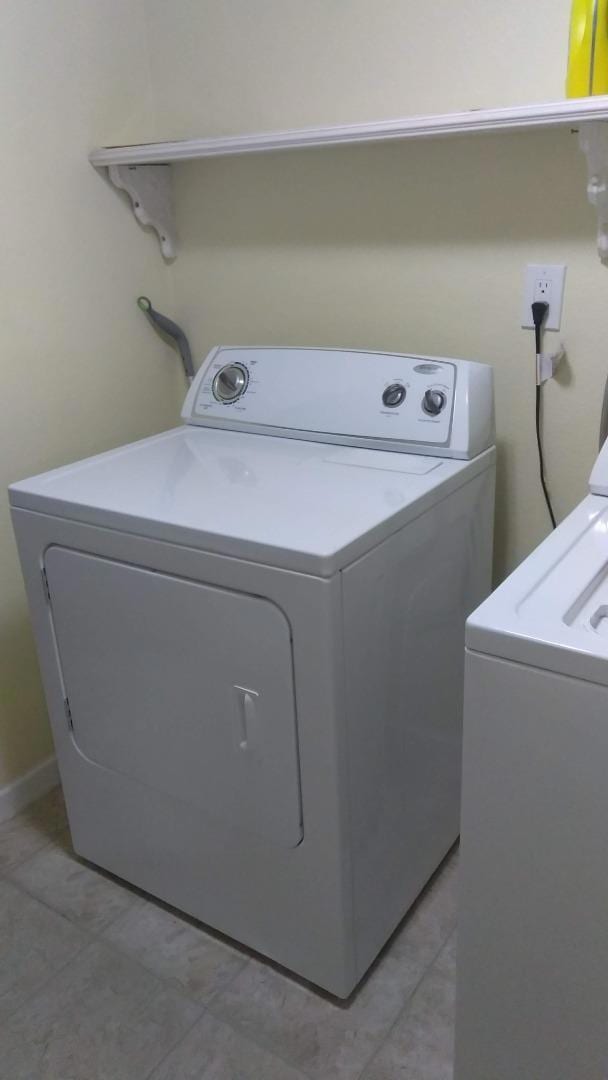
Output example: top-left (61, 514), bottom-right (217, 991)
top-left (213, 363), bottom-right (249, 403)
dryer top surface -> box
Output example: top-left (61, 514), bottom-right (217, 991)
top-left (10, 426), bottom-right (492, 575)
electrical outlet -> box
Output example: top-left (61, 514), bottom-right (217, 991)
top-left (522, 264), bottom-right (567, 331)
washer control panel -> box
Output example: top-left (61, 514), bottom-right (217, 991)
top-left (182, 347), bottom-right (494, 459)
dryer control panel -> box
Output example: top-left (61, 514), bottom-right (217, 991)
top-left (182, 347), bottom-right (494, 460)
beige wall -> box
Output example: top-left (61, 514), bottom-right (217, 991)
top-left (145, 0), bottom-right (608, 576)
top-left (146, 0), bottom-right (571, 137)
top-left (4, 0), bottom-right (607, 789)
top-left (0, 1), bottom-right (181, 787)
top-left (167, 135), bottom-right (605, 577)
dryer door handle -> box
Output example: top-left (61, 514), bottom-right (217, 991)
top-left (233, 685), bottom-right (259, 751)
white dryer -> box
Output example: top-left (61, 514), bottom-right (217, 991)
top-left (10, 346), bottom-right (495, 997)
top-left (456, 440), bottom-right (608, 1078)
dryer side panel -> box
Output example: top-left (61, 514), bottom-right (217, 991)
top-left (342, 465), bottom-right (495, 975)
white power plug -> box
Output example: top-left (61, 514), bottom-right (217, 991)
top-left (521, 264), bottom-right (567, 331)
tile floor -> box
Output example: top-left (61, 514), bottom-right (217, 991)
top-left (0, 787), bottom-right (458, 1079)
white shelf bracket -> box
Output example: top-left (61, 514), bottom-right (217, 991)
top-left (108, 163), bottom-right (177, 258)
top-left (580, 121), bottom-right (608, 265)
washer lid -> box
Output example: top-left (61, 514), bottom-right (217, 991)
top-left (466, 494), bottom-right (608, 686)
top-left (9, 426), bottom-right (492, 576)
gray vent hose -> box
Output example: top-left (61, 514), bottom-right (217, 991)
top-left (137, 297), bottom-right (195, 383)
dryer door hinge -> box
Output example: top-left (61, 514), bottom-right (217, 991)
top-left (63, 697), bottom-right (73, 731)
top-left (41, 567), bottom-right (51, 603)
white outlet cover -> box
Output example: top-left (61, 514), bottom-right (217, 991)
top-left (522, 264), bottom-right (567, 331)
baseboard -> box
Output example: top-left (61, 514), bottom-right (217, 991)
top-left (0, 755), bottom-right (59, 824)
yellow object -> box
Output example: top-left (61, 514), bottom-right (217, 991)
top-left (567, 0), bottom-right (608, 96)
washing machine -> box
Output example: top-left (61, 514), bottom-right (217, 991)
top-left (455, 438), bottom-right (608, 1078)
top-left (10, 346), bottom-right (494, 997)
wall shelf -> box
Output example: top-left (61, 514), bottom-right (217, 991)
top-left (89, 97), bottom-right (608, 261)
top-left (91, 97), bottom-right (608, 165)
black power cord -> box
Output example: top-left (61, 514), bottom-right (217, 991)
top-left (531, 300), bottom-right (557, 529)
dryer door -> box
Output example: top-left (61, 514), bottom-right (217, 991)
top-left (45, 547), bottom-right (302, 847)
